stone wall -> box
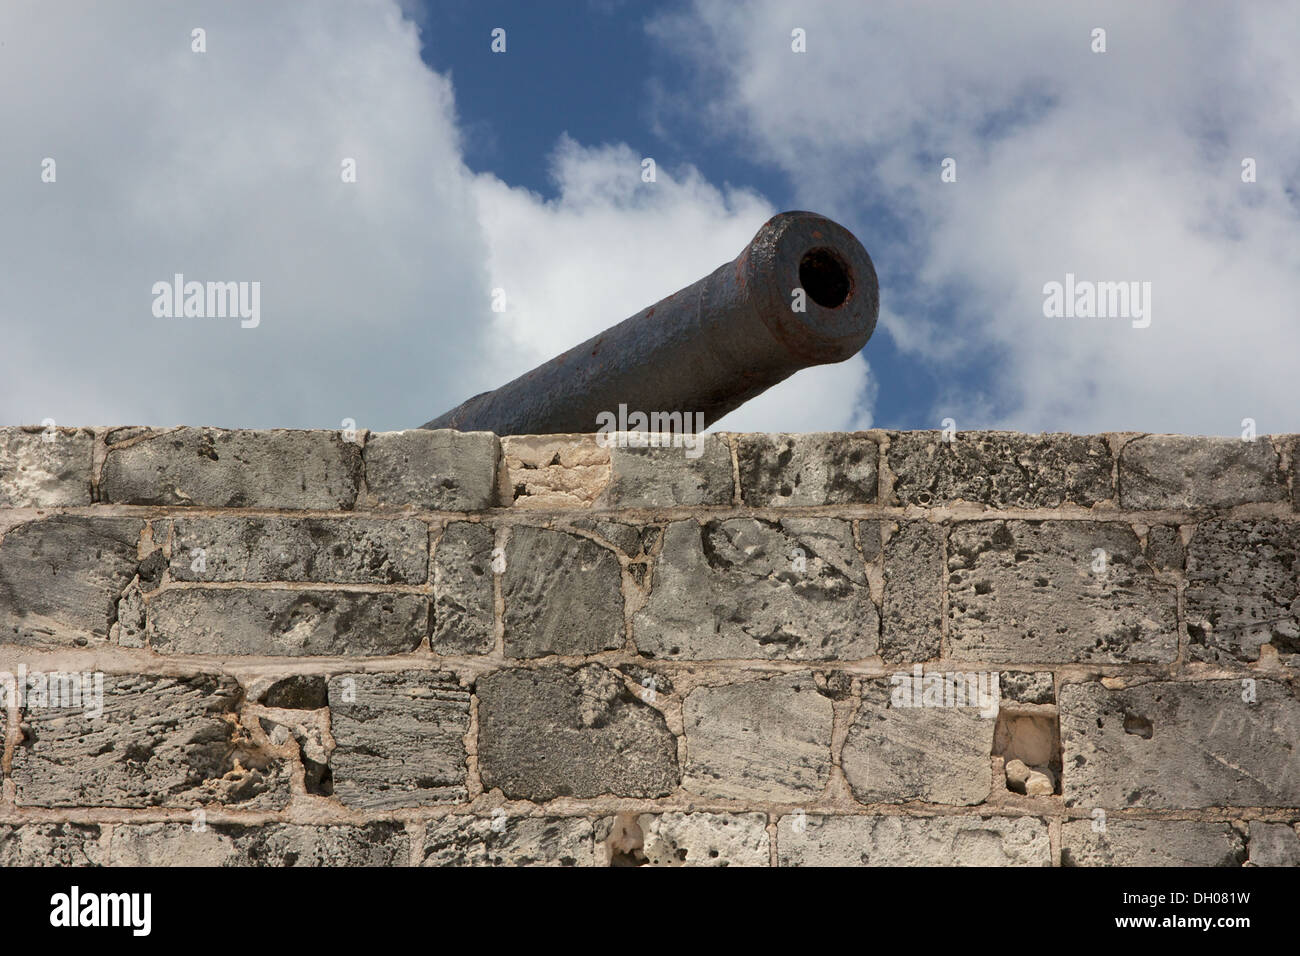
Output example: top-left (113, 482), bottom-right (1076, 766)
top-left (0, 425), bottom-right (1297, 866)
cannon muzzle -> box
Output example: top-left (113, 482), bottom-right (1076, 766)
top-left (422, 211), bottom-right (878, 435)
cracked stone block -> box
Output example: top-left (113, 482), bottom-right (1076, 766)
top-left (947, 521), bottom-right (1177, 664)
top-left (168, 516), bottom-right (427, 584)
top-left (362, 430), bottom-right (499, 511)
top-left (1185, 520), bottom-right (1299, 666)
top-left (476, 664), bottom-right (679, 800)
top-left (108, 822), bottom-right (410, 866)
top-left (148, 588), bottom-right (427, 656)
top-left (998, 672), bottom-right (1055, 704)
top-left (432, 521), bottom-right (496, 655)
top-left (100, 428), bottom-right (362, 508)
top-left (1144, 525), bottom-right (1185, 571)
top-left (422, 816), bottom-right (595, 866)
top-left (0, 427), bottom-right (94, 506)
top-left (736, 433), bottom-right (877, 506)
top-left (634, 518), bottom-right (876, 661)
top-left (888, 431), bottom-right (1113, 508)
top-left (603, 812), bottom-right (771, 866)
top-left (502, 526), bottom-right (624, 658)
top-left (683, 674), bottom-right (832, 802)
top-left (1247, 822), bottom-right (1300, 866)
top-left (327, 671), bottom-right (470, 808)
top-left (1119, 435), bottom-right (1286, 509)
top-left (501, 435), bottom-right (609, 508)
top-left (569, 517), bottom-right (654, 558)
top-left (777, 814), bottom-right (1049, 866)
top-left (0, 824), bottom-right (105, 866)
top-left (13, 674), bottom-right (289, 808)
top-left (881, 521), bottom-right (944, 662)
top-left (841, 678), bottom-right (995, 805)
top-left (0, 516), bottom-right (144, 648)
top-left (603, 435), bottom-right (734, 507)
top-left (1060, 820), bottom-right (1246, 866)
top-left (1060, 679), bottom-right (1300, 808)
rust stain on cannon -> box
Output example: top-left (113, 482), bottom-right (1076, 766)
top-left (422, 211), bottom-right (879, 436)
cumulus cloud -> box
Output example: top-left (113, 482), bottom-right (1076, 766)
top-left (0, 0), bottom-right (877, 434)
top-left (653, 0), bottom-right (1300, 434)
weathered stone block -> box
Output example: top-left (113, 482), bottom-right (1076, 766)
top-left (841, 678), bottom-right (995, 805)
top-left (476, 664), bottom-right (679, 800)
top-left (433, 521), bottom-right (496, 655)
top-left (881, 521), bottom-right (943, 662)
top-left (603, 436), bottom-right (734, 507)
top-left (947, 521), bottom-right (1177, 664)
top-left (13, 674), bottom-right (288, 808)
top-left (683, 674), bottom-right (832, 802)
top-left (1060, 679), bottom-right (1300, 808)
top-left (148, 588), bottom-right (427, 656)
top-left (0, 426), bottom-right (94, 506)
top-left (1185, 519), bottom-right (1299, 665)
top-left (422, 816), bottom-right (595, 866)
top-left (327, 671), bottom-right (470, 808)
top-left (101, 428), bottom-right (362, 508)
top-left (108, 822), bottom-right (410, 866)
top-left (998, 672), bottom-right (1055, 704)
top-left (501, 435), bottom-right (608, 508)
top-left (0, 516), bottom-right (143, 647)
top-left (1119, 435), bottom-right (1286, 509)
top-left (363, 430), bottom-right (499, 511)
top-left (1060, 819), bottom-right (1245, 866)
top-left (888, 431), bottom-right (1113, 508)
top-left (1247, 822), bottom-right (1300, 866)
top-left (503, 526), bottom-right (623, 658)
top-left (777, 814), bottom-right (1049, 866)
top-left (635, 518), bottom-right (876, 661)
top-left (168, 516), bottom-right (427, 584)
top-left (604, 812), bottom-right (770, 866)
top-left (736, 433), bottom-right (877, 506)
top-left (0, 824), bottom-right (105, 866)
top-left (1144, 524), bottom-right (1185, 571)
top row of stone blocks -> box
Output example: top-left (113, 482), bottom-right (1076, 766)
top-left (0, 426), bottom-right (1294, 512)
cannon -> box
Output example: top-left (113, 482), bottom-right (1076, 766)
top-left (421, 211), bottom-right (878, 435)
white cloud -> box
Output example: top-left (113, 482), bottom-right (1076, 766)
top-left (655, 0), bottom-right (1300, 435)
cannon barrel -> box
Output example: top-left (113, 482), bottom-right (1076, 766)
top-left (421, 211), bottom-right (878, 435)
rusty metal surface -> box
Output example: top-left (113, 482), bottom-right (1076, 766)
top-left (421, 211), bottom-right (878, 435)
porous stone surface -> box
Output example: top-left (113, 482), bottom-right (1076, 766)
top-left (362, 429), bottom-right (499, 511)
top-left (327, 671), bottom-right (470, 808)
top-left (0, 426), bottom-right (94, 506)
top-left (1247, 822), bottom-right (1300, 866)
top-left (683, 674), bottom-right (833, 802)
top-left (947, 521), bottom-right (1178, 663)
top-left (998, 672), bottom-right (1055, 704)
top-left (777, 814), bottom-right (1050, 866)
top-left (634, 518), bottom-right (876, 661)
top-left (147, 588), bottom-right (427, 656)
top-left (609, 812), bottom-right (771, 866)
top-left (12, 674), bottom-right (288, 808)
top-left (1060, 819), bottom-right (1246, 866)
top-left (881, 521), bottom-right (944, 662)
top-left (603, 435), bottom-right (734, 507)
top-left (0, 516), bottom-right (143, 647)
top-left (476, 665), bottom-right (679, 800)
top-left (0, 824), bottom-right (105, 866)
top-left (1060, 679), bottom-right (1300, 808)
top-left (888, 431), bottom-right (1113, 508)
top-left (500, 435), bottom-right (608, 508)
top-left (1119, 435), bottom-right (1287, 509)
top-left (1143, 524), bottom-right (1185, 571)
top-left (1184, 519), bottom-right (1300, 665)
top-left (432, 521), bottom-right (496, 655)
top-left (109, 822), bottom-right (410, 866)
top-left (168, 516), bottom-right (427, 583)
top-left (841, 678), bottom-right (995, 806)
top-left (101, 428), bottom-right (362, 508)
top-left (422, 816), bottom-right (595, 866)
top-left (502, 526), bottom-right (624, 658)
top-left (736, 433), bottom-right (877, 505)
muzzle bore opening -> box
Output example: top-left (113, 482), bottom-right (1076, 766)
top-left (798, 247), bottom-right (853, 309)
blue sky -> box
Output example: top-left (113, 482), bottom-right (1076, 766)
top-left (3, 1), bottom-right (1298, 435)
